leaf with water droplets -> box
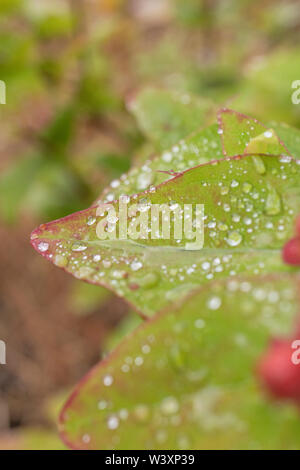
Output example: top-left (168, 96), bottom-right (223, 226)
top-left (128, 88), bottom-right (216, 151)
top-left (59, 274), bottom-right (300, 450)
top-left (96, 123), bottom-right (223, 204)
top-left (218, 109), bottom-right (290, 157)
top-left (31, 154), bottom-right (300, 316)
top-left (96, 109), bottom-right (298, 206)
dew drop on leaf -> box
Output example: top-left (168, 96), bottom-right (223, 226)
top-left (226, 231), bottom-right (243, 247)
top-left (38, 242), bottom-right (49, 252)
top-left (207, 296), bottom-right (222, 310)
top-left (107, 415), bottom-right (119, 430)
top-left (72, 242), bottom-right (87, 252)
top-left (265, 187), bottom-right (282, 216)
top-left (54, 254), bottom-right (68, 267)
top-left (252, 156), bottom-right (266, 175)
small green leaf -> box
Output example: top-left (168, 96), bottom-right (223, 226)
top-left (218, 108), bottom-right (266, 156)
top-left (218, 109), bottom-right (290, 157)
top-left (59, 274), bottom-right (300, 450)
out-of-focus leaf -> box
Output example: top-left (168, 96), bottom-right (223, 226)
top-left (0, 154), bottom-right (42, 223)
top-left (0, 428), bottom-right (67, 450)
top-left (59, 274), bottom-right (300, 450)
top-left (0, 154), bottom-right (89, 223)
top-left (269, 122), bottom-right (300, 159)
top-left (234, 48), bottom-right (300, 126)
top-left (40, 106), bottom-right (77, 157)
top-left (69, 281), bottom-right (112, 316)
top-left (103, 312), bottom-right (143, 353)
top-left (128, 88), bottom-right (216, 151)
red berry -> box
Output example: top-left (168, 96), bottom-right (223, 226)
top-left (282, 237), bottom-right (300, 266)
top-left (257, 339), bottom-right (300, 402)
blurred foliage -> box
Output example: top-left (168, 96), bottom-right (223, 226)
top-left (1, 0), bottom-right (300, 224)
top-left (69, 281), bottom-right (112, 316)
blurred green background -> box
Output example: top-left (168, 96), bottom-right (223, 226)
top-left (0, 0), bottom-right (300, 449)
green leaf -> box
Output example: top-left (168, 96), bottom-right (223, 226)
top-left (31, 153), bottom-right (300, 316)
top-left (269, 122), bottom-right (300, 159)
top-left (96, 108), bottom-right (300, 207)
top-left (129, 88), bottom-right (216, 151)
top-left (59, 274), bottom-right (300, 450)
top-left (96, 123), bottom-right (222, 204)
top-left (234, 48), bottom-right (300, 126)
top-left (218, 109), bottom-right (290, 156)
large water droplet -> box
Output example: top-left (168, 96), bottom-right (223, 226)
top-left (252, 156), bottom-right (266, 175)
top-left (107, 415), bottom-right (119, 430)
top-left (265, 187), bottom-right (281, 216)
top-left (38, 242), bottom-right (49, 252)
top-left (226, 231), bottom-right (242, 247)
top-left (160, 396), bottom-right (179, 415)
top-left (72, 242), bottom-right (87, 252)
top-left (54, 254), bottom-right (68, 267)
top-left (207, 296), bottom-right (222, 310)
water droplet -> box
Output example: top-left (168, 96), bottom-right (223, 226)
top-left (162, 152), bottom-right (173, 163)
top-left (87, 216), bottom-right (96, 226)
top-left (103, 374), bottom-right (113, 386)
top-left (195, 318), bottom-right (206, 329)
top-left (242, 182), bottom-right (252, 194)
top-left (226, 231), bottom-right (242, 247)
top-left (220, 186), bottom-right (229, 195)
top-left (82, 434), bottom-right (90, 443)
top-left (133, 404), bottom-right (149, 422)
top-left (131, 261), bottom-right (143, 271)
top-left (137, 173), bottom-right (153, 190)
top-left (107, 415), bottom-right (119, 430)
top-left (74, 266), bottom-right (94, 279)
top-left (38, 242), bottom-right (49, 252)
top-left (207, 296), bottom-right (222, 310)
top-left (134, 356), bottom-right (144, 366)
top-left (54, 254), bottom-right (68, 267)
top-left (142, 344), bottom-right (151, 354)
top-left (265, 187), bottom-right (281, 216)
top-left (218, 222), bottom-right (228, 231)
top-left (252, 156), bottom-right (266, 175)
top-left (160, 396), bottom-right (179, 415)
top-left (264, 130), bottom-right (273, 138)
top-left (97, 400), bottom-right (107, 410)
top-left (133, 272), bottom-right (159, 288)
top-left (72, 242), bottom-right (87, 252)
top-left (201, 262), bottom-right (210, 271)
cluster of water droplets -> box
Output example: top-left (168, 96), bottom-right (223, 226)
top-left (99, 124), bottom-right (222, 203)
